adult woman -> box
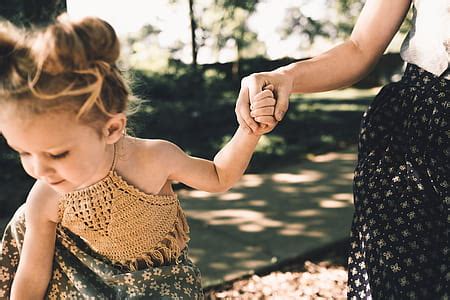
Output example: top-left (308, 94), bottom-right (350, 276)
top-left (237, 0), bottom-right (449, 298)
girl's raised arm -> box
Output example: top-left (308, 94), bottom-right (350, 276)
top-left (163, 89), bottom-right (276, 193)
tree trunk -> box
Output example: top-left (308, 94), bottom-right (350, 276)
top-left (0, 0), bottom-right (66, 27)
top-left (188, 0), bottom-right (198, 67)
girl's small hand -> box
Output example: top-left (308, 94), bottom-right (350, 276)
top-left (249, 84), bottom-right (278, 134)
top-left (235, 70), bottom-right (292, 135)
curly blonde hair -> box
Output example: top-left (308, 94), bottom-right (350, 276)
top-left (0, 14), bottom-right (135, 127)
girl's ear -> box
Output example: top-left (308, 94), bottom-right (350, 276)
top-left (103, 113), bottom-right (127, 144)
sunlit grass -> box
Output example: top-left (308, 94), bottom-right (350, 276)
top-left (290, 87), bottom-right (381, 112)
top-left (292, 87), bottom-right (381, 100)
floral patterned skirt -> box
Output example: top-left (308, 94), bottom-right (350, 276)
top-left (0, 204), bottom-right (204, 299)
top-left (348, 64), bottom-right (449, 299)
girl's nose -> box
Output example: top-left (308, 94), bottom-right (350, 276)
top-left (33, 157), bottom-right (54, 178)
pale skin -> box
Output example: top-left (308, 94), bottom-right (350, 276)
top-left (239, 0), bottom-right (412, 134)
top-left (0, 87), bottom-right (275, 299)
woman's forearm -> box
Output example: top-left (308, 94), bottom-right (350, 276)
top-left (277, 0), bottom-right (411, 94)
top-left (278, 39), bottom-right (379, 94)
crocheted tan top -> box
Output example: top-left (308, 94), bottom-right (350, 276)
top-left (57, 143), bottom-right (190, 270)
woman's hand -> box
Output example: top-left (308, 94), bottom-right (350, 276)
top-left (235, 69), bottom-right (294, 135)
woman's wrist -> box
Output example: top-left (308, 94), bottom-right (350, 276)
top-left (276, 62), bottom-right (300, 87)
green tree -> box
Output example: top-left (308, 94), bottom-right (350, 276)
top-left (188, 0), bottom-right (198, 67)
top-left (200, 0), bottom-right (264, 76)
top-left (169, 0), bottom-right (263, 69)
top-left (281, 0), bottom-right (412, 50)
top-left (0, 0), bottom-right (66, 26)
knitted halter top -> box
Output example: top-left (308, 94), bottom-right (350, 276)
top-left (57, 143), bottom-right (190, 270)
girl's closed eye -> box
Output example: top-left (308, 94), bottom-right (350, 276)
top-left (17, 151), bottom-right (69, 159)
top-left (49, 151), bottom-right (69, 160)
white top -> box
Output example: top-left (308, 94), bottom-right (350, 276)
top-left (400, 0), bottom-right (450, 79)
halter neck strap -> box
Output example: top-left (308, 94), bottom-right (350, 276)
top-left (110, 143), bottom-right (118, 172)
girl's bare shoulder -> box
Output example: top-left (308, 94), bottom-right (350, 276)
top-left (123, 136), bottom-right (183, 165)
top-left (26, 180), bottom-right (61, 224)
top-left (116, 136), bottom-right (180, 195)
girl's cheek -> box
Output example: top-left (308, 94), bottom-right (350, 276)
top-left (20, 158), bottom-right (36, 179)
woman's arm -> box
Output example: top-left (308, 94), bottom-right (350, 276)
top-left (10, 181), bottom-right (59, 300)
top-left (236, 0), bottom-right (412, 133)
top-left (281, 0), bottom-right (412, 93)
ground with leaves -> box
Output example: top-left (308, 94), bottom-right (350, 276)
top-left (204, 239), bottom-right (349, 299)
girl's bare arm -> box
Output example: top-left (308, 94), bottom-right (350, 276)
top-left (10, 181), bottom-right (59, 300)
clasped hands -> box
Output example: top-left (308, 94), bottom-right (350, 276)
top-left (235, 70), bottom-right (293, 135)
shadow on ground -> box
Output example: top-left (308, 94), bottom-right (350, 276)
top-left (179, 148), bottom-right (357, 286)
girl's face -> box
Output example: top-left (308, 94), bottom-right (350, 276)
top-left (0, 109), bottom-right (122, 194)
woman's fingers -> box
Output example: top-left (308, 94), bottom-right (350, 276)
top-left (274, 85), bottom-right (290, 121)
top-left (235, 84), bottom-right (259, 132)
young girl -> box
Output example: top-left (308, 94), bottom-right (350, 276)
top-left (0, 15), bottom-right (276, 299)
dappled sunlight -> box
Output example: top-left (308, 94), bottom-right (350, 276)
top-left (188, 209), bottom-right (284, 228)
top-left (234, 174), bottom-right (265, 188)
top-left (248, 200), bottom-right (268, 207)
top-left (302, 231), bottom-right (327, 238)
top-left (218, 192), bottom-right (245, 201)
top-left (272, 170), bottom-right (323, 183)
top-left (183, 190), bottom-right (212, 199)
top-left (295, 102), bottom-right (368, 112)
top-left (239, 223), bottom-right (267, 233)
top-left (302, 185), bottom-right (335, 193)
top-left (332, 193), bottom-right (354, 203)
top-left (292, 87), bottom-right (381, 101)
top-left (275, 186), bottom-right (300, 194)
top-left (278, 223), bottom-right (307, 236)
top-left (226, 251), bottom-right (256, 260)
top-left (177, 148), bottom-right (358, 285)
top-left (308, 152), bottom-right (357, 163)
top-left (239, 259), bottom-right (272, 271)
top-left (319, 199), bottom-right (349, 208)
top-left (288, 209), bottom-right (322, 218)
top-left (343, 172), bottom-right (356, 180)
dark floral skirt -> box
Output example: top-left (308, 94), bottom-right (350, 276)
top-left (348, 64), bottom-right (449, 299)
top-left (0, 204), bottom-right (204, 299)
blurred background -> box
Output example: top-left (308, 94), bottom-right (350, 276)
top-left (0, 0), bottom-right (410, 220)
top-left (0, 0), bottom-right (412, 297)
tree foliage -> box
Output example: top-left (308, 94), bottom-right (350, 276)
top-left (281, 0), bottom-right (412, 50)
top-left (166, 0), bottom-right (263, 66)
top-left (0, 0), bottom-right (66, 26)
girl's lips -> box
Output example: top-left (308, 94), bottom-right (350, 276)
top-left (49, 179), bottom-right (65, 185)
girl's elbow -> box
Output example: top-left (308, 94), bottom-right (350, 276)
top-left (208, 178), bottom-right (236, 193)
top-left (208, 184), bottom-right (232, 193)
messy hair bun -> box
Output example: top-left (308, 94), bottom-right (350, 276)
top-left (0, 14), bottom-right (133, 125)
top-left (33, 14), bottom-right (120, 74)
